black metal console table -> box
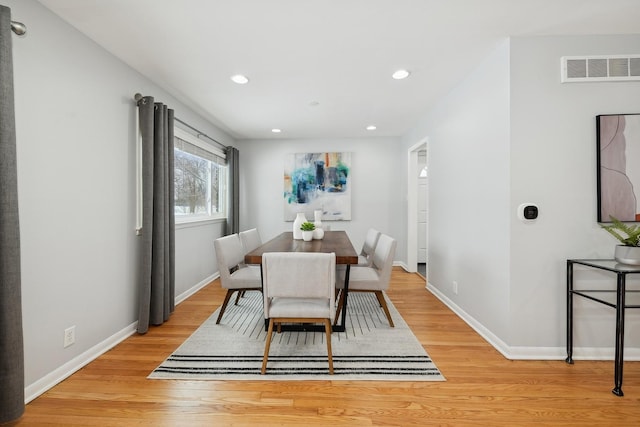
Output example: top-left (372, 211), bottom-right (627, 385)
top-left (566, 259), bottom-right (640, 396)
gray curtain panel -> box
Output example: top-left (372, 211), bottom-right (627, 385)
top-left (226, 146), bottom-right (239, 235)
top-left (0, 5), bottom-right (25, 423)
top-left (136, 96), bottom-right (175, 334)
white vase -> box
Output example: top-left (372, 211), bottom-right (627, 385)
top-left (302, 230), bottom-right (314, 241)
top-left (313, 209), bottom-right (323, 239)
top-left (293, 212), bottom-right (306, 240)
top-left (313, 227), bottom-right (325, 240)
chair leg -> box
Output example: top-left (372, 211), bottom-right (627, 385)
top-left (334, 290), bottom-right (345, 325)
top-left (324, 319), bottom-right (334, 374)
top-left (234, 290), bottom-right (243, 305)
top-left (261, 319), bottom-right (275, 374)
top-left (216, 289), bottom-right (235, 324)
top-left (374, 291), bottom-right (394, 327)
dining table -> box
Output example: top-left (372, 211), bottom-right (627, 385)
top-left (244, 230), bottom-right (359, 332)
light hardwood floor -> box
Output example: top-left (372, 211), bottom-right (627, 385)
top-left (11, 268), bottom-right (640, 426)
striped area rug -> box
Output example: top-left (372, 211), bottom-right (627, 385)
top-left (149, 291), bottom-right (445, 381)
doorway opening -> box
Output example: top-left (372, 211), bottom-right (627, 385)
top-left (407, 139), bottom-right (428, 284)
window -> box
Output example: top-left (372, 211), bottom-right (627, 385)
top-left (173, 127), bottom-right (227, 223)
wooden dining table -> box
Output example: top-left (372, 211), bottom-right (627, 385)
top-left (244, 230), bottom-right (358, 332)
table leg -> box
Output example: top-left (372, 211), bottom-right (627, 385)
top-left (566, 260), bottom-right (574, 364)
top-left (333, 264), bottom-right (351, 333)
top-left (613, 273), bottom-right (626, 397)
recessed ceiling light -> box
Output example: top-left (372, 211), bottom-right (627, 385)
top-left (271, 128), bottom-right (282, 133)
top-left (366, 125), bottom-right (377, 131)
top-left (392, 69), bottom-right (410, 80)
top-left (230, 74), bottom-right (249, 84)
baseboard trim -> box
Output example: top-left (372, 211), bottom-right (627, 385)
top-left (394, 261), bottom-right (408, 270)
top-left (426, 282), bottom-right (640, 361)
top-left (176, 272), bottom-right (219, 305)
top-left (25, 322), bottom-right (137, 403)
top-left (25, 272), bottom-right (220, 403)
top-left (427, 282), bottom-right (512, 358)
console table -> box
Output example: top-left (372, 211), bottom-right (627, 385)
top-left (566, 259), bottom-right (640, 396)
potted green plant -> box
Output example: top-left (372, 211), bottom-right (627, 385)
top-left (300, 221), bottom-right (315, 242)
top-left (601, 216), bottom-right (640, 265)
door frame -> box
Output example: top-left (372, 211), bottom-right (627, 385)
top-left (407, 137), bottom-right (428, 276)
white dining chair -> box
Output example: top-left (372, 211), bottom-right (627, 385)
top-left (358, 228), bottom-right (381, 266)
top-left (261, 252), bottom-right (336, 375)
top-left (236, 228), bottom-right (263, 300)
top-left (335, 233), bottom-right (397, 327)
top-left (336, 228), bottom-right (380, 277)
top-left (239, 228), bottom-right (262, 256)
top-left (213, 234), bottom-right (262, 324)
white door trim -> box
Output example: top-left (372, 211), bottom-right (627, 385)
top-left (407, 137), bottom-right (428, 275)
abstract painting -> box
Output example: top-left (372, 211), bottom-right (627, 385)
top-left (597, 113), bottom-right (640, 222)
top-left (284, 152), bottom-right (351, 221)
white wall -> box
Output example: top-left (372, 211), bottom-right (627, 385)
top-left (402, 40), bottom-right (512, 342)
top-left (508, 35), bottom-right (640, 353)
top-left (403, 35), bottom-right (640, 358)
top-left (7, 0), bottom-right (233, 396)
top-left (237, 137), bottom-right (404, 255)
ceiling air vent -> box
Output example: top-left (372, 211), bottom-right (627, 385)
top-left (561, 55), bottom-right (640, 83)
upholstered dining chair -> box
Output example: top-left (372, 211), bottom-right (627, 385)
top-left (213, 234), bottom-right (262, 324)
top-left (336, 228), bottom-right (380, 277)
top-left (239, 228), bottom-right (262, 256)
top-left (236, 228), bottom-right (263, 300)
top-left (261, 252), bottom-right (336, 375)
top-left (358, 228), bottom-right (381, 266)
top-left (335, 233), bottom-right (397, 327)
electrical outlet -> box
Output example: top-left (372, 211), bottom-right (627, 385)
top-left (64, 326), bottom-right (75, 348)
top-left (452, 281), bottom-right (458, 295)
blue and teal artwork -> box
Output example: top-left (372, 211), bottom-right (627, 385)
top-left (284, 152), bottom-right (351, 221)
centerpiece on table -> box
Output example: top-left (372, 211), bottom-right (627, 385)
top-left (300, 221), bottom-right (316, 242)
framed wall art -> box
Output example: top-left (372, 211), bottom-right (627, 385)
top-left (283, 152), bottom-right (351, 221)
top-left (597, 113), bottom-right (640, 222)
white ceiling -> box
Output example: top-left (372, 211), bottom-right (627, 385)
top-left (37, 0), bottom-right (640, 140)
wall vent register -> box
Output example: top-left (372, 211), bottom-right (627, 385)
top-left (561, 55), bottom-right (640, 83)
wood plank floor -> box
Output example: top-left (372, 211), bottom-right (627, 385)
top-left (12, 267), bottom-right (640, 426)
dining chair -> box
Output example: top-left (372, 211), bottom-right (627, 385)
top-left (239, 228), bottom-right (262, 256)
top-left (261, 252), bottom-right (336, 375)
top-left (336, 228), bottom-right (379, 277)
top-left (335, 233), bottom-right (397, 327)
top-left (358, 228), bottom-right (381, 266)
top-left (236, 228), bottom-right (263, 299)
top-left (213, 234), bottom-right (262, 324)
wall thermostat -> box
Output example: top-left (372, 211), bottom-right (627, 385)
top-left (518, 203), bottom-right (539, 222)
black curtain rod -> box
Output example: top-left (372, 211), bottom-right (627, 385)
top-left (134, 93), bottom-right (228, 150)
top-left (174, 117), bottom-right (228, 151)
